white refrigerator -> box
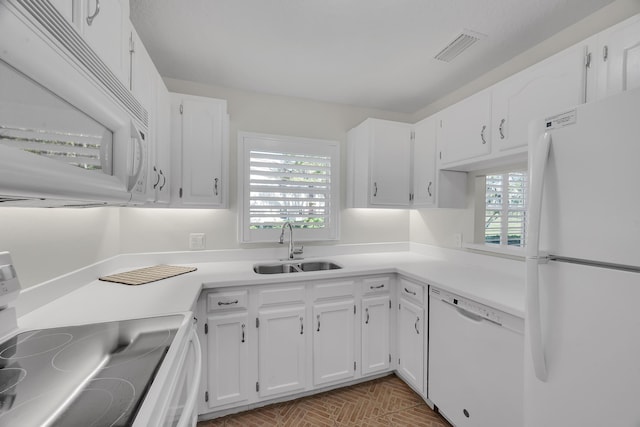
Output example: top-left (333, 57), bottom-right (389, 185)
top-left (525, 87), bottom-right (640, 426)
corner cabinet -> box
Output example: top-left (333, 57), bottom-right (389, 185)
top-left (412, 116), bottom-right (466, 209)
top-left (396, 279), bottom-right (425, 395)
top-left (170, 93), bottom-right (229, 208)
top-left (347, 118), bottom-right (412, 208)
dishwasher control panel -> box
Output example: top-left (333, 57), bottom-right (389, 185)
top-left (429, 287), bottom-right (523, 334)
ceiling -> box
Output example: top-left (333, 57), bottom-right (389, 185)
top-left (130, 0), bottom-right (614, 113)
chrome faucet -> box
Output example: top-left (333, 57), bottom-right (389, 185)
top-left (279, 221), bottom-right (303, 260)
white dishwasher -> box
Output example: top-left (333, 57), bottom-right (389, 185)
top-left (428, 287), bottom-right (524, 427)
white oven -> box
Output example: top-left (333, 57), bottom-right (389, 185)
top-left (138, 316), bottom-right (203, 427)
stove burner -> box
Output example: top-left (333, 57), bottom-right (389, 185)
top-left (0, 368), bottom-right (26, 394)
top-left (0, 333), bottom-right (72, 360)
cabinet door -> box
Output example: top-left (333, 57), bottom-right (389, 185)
top-left (437, 89), bottom-right (491, 165)
top-left (258, 306), bottom-right (306, 398)
top-left (596, 16), bottom-right (640, 100)
top-left (492, 45), bottom-right (586, 152)
top-left (412, 117), bottom-right (437, 207)
top-left (361, 295), bottom-right (390, 376)
top-left (206, 312), bottom-right (249, 409)
top-left (153, 76), bottom-right (171, 203)
top-left (313, 299), bottom-right (356, 386)
top-left (397, 297), bottom-right (424, 393)
top-left (171, 94), bottom-right (227, 207)
top-left (370, 120), bottom-right (412, 207)
top-left (80, 0), bottom-right (128, 82)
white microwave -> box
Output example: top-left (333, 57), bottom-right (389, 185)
top-left (0, 1), bottom-right (149, 206)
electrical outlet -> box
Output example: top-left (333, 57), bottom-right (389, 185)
top-left (453, 233), bottom-right (462, 248)
top-left (189, 233), bottom-right (206, 250)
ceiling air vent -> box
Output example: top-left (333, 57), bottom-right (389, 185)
top-left (434, 31), bottom-right (484, 63)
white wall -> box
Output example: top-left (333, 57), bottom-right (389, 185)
top-left (0, 207), bottom-right (120, 288)
top-left (409, 1), bottom-right (640, 248)
top-left (118, 79), bottom-right (413, 254)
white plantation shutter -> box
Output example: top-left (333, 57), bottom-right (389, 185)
top-left (485, 171), bottom-right (527, 247)
top-left (239, 133), bottom-right (339, 242)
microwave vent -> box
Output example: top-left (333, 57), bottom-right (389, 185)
top-left (16, 0), bottom-right (148, 128)
top-left (434, 31), bottom-right (484, 63)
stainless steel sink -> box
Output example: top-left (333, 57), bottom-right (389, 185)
top-left (253, 260), bottom-right (342, 274)
top-left (299, 261), bottom-right (342, 272)
top-left (253, 263), bottom-right (301, 274)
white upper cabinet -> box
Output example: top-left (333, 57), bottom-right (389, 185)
top-left (151, 76), bottom-right (171, 204)
top-left (594, 15), bottom-right (640, 100)
top-left (347, 118), bottom-right (412, 208)
top-left (170, 93), bottom-right (229, 208)
top-left (492, 45), bottom-right (586, 152)
top-left (80, 0), bottom-right (129, 83)
top-left (437, 88), bottom-right (492, 166)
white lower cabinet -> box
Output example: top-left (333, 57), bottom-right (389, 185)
top-left (312, 299), bottom-right (356, 386)
top-left (361, 295), bottom-right (390, 376)
top-left (257, 306), bottom-right (307, 398)
top-left (206, 311), bottom-right (249, 409)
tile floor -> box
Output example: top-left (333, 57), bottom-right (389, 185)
top-left (197, 374), bottom-right (452, 426)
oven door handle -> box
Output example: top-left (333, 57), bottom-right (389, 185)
top-left (176, 328), bottom-right (202, 427)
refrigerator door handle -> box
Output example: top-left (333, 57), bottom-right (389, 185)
top-left (526, 131), bottom-right (552, 382)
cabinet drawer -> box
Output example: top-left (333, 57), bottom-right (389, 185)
top-left (257, 285), bottom-right (306, 307)
top-left (362, 277), bottom-right (390, 295)
top-left (398, 279), bottom-right (424, 304)
top-left (207, 290), bottom-right (248, 311)
top-left (313, 280), bottom-right (356, 301)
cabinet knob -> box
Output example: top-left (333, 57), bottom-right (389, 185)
top-left (86, 0), bottom-right (100, 25)
top-left (415, 316), bottom-right (420, 334)
top-left (499, 118), bottom-right (506, 140)
top-left (159, 170), bottom-right (167, 191)
top-left (300, 317), bottom-right (304, 335)
top-left (241, 323), bottom-right (246, 343)
top-left (152, 166), bottom-right (160, 189)
top-left (214, 178), bottom-right (219, 196)
top-left (373, 182), bottom-right (378, 197)
top-left (365, 308), bottom-right (370, 325)
top-left (316, 314), bottom-right (321, 332)
top-left (427, 181), bottom-right (432, 198)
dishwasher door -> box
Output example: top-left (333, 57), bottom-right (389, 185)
top-left (428, 288), bottom-right (524, 427)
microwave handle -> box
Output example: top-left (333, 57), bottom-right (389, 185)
top-left (127, 124), bottom-right (146, 192)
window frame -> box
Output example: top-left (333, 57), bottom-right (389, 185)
top-left (237, 131), bottom-right (340, 243)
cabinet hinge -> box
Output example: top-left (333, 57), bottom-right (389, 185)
top-left (179, 103), bottom-right (184, 114)
top-left (439, 151), bottom-right (442, 160)
top-left (410, 130), bottom-right (415, 141)
top-left (603, 45), bottom-right (608, 62)
top-left (398, 358), bottom-right (401, 365)
top-left (129, 33), bottom-right (135, 53)
top-left (399, 303), bottom-right (401, 310)
top-left (354, 305), bottom-right (356, 315)
top-left (179, 188), bottom-right (183, 198)
top-left (585, 52), bottom-right (592, 68)
top-left (204, 323), bottom-right (208, 334)
top-left (389, 354), bottom-right (392, 363)
top-left (256, 381), bottom-right (260, 392)
top-left (205, 391), bottom-right (209, 402)
top-left (389, 300), bottom-right (392, 309)
top-left (354, 361), bottom-right (356, 371)
top-left (256, 317), bottom-right (260, 328)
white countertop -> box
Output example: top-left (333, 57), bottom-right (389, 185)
top-left (15, 244), bottom-right (525, 333)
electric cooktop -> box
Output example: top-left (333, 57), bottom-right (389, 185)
top-left (0, 316), bottom-right (180, 426)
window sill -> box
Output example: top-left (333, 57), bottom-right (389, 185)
top-left (463, 242), bottom-right (525, 259)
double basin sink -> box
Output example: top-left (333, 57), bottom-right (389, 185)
top-left (254, 260), bottom-right (342, 274)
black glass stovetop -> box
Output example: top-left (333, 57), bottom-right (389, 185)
top-left (0, 316), bottom-right (179, 426)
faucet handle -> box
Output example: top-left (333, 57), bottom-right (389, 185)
top-left (293, 245), bottom-right (304, 255)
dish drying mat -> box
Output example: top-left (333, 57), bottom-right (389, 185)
top-left (99, 265), bottom-right (197, 286)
